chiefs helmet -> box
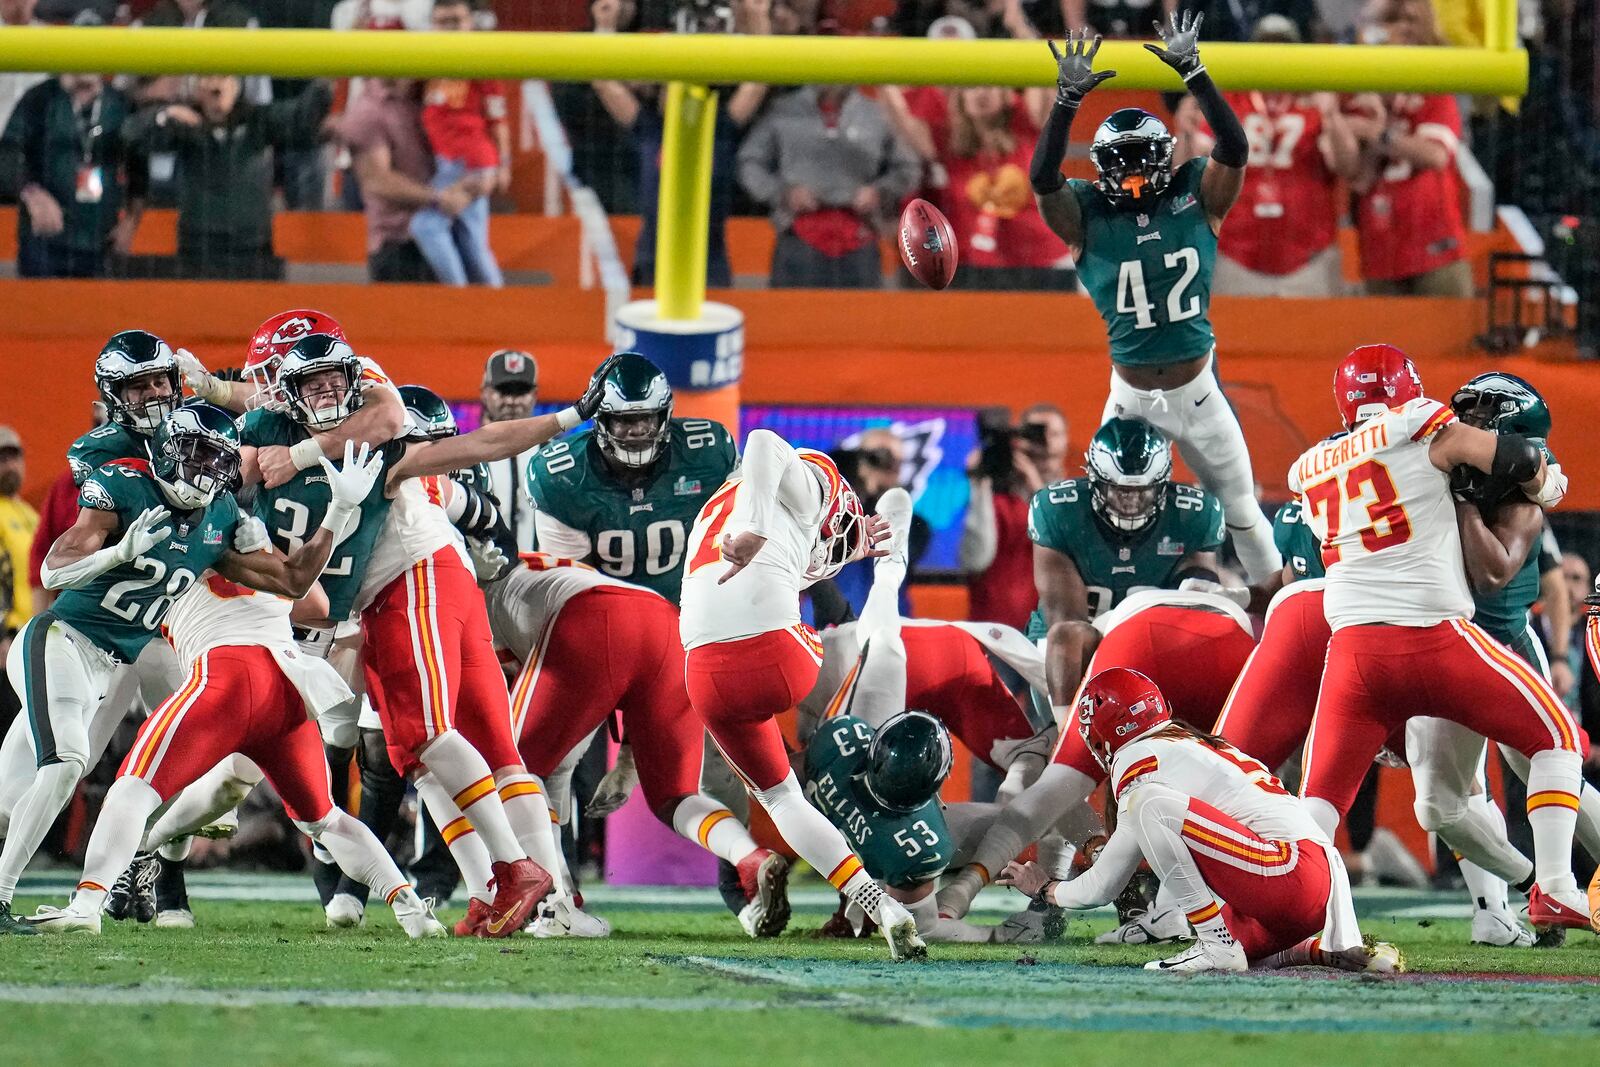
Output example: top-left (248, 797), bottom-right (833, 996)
top-left (247, 309), bottom-right (347, 410)
top-left (1078, 667), bottom-right (1171, 771)
top-left (797, 449), bottom-right (869, 582)
top-left (1334, 344), bottom-right (1422, 430)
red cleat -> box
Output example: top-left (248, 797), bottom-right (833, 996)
top-left (1528, 883), bottom-right (1590, 931)
top-left (453, 897), bottom-right (490, 938)
top-left (481, 859), bottom-right (553, 938)
top-left (734, 848), bottom-right (790, 938)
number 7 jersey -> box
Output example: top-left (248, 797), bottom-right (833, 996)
top-left (1288, 397), bottom-right (1469, 631)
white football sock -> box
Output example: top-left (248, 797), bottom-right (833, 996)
top-left (416, 772), bottom-right (494, 903)
top-left (492, 769), bottom-right (569, 895)
top-left (295, 808), bottom-right (407, 905)
top-left (141, 754), bottom-right (260, 851)
top-left (76, 776), bottom-right (164, 913)
top-left (0, 759), bottom-right (83, 902)
top-left (751, 771), bottom-right (867, 899)
top-left (670, 793), bottom-right (760, 866)
top-left (1126, 782), bottom-right (1232, 944)
top-left (1526, 748), bottom-right (1582, 894)
top-left (417, 730), bottom-right (525, 865)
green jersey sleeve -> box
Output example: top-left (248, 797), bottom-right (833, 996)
top-left (1170, 484), bottom-right (1225, 552)
top-left (1273, 500), bottom-right (1324, 579)
top-left (68, 424), bottom-right (147, 487)
top-left (1026, 479), bottom-right (1088, 559)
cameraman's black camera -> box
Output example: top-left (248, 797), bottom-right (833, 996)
top-left (674, 0), bottom-right (733, 32)
top-left (977, 410), bottom-right (1048, 484)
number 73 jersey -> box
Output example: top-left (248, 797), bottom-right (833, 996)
top-left (527, 418), bottom-right (737, 603)
top-left (1288, 397), bottom-right (1470, 631)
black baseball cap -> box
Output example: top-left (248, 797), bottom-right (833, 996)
top-left (484, 349), bottom-right (538, 391)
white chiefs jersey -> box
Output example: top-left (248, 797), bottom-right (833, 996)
top-left (484, 553), bottom-right (659, 665)
top-left (679, 433), bottom-right (837, 650)
top-left (1288, 397), bottom-right (1470, 631)
top-left (354, 474), bottom-right (470, 614)
top-left (163, 573), bottom-right (353, 717)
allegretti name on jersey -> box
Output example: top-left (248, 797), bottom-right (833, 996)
top-left (1296, 420), bottom-right (1391, 485)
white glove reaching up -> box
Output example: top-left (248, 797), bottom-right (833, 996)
top-left (116, 506), bottom-right (174, 563)
top-left (175, 348), bottom-right (233, 407)
top-left (319, 441), bottom-right (385, 537)
top-left (586, 744), bottom-right (639, 817)
top-left (466, 537), bottom-right (511, 583)
top-left (233, 515), bottom-right (273, 554)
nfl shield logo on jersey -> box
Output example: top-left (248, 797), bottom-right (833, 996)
top-left (1136, 214), bottom-right (1149, 228)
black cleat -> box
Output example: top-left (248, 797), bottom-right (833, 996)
top-left (153, 854), bottom-right (191, 917)
top-left (106, 852), bottom-right (159, 923)
top-left (0, 900), bottom-right (38, 936)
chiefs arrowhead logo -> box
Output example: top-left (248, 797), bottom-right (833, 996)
top-left (270, 317), bottom-right (317, 346)
top-left (921, 226), bottom-right (945, 254)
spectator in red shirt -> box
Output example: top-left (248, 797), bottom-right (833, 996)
top-left (960, 403), bottom-right (1068, 630)
top-left (407, 0), bottom-right (506, 287)
top-left (27, 401), bottom-right (105, 615)
top-left (1177, 16), bottom-right (1360, 296)
top-left (1345, 0), bottom-right (1471, 296)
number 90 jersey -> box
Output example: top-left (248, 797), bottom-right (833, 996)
top-left (803, 715), bottom-right (951, 890)
top-left (55, 459), bottom-right (240, 662)
top-left (526, 418), bottom-right (737, 604)
top-left (1026, 478), bottom-right (1224, 636)
top-left (1288, 397), bottom-right (1469, 631)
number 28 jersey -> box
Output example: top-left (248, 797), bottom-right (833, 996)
top-left (1288, 397), bottom-right (1468, 631)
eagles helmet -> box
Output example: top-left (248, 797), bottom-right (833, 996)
top-left (1091, 109), bottom-right (1175, 206)
top-left (1450, 372), bottom-right (1550, 440)
top-left (278, 335), bottom-right (365, 432)
top-left (399, 384), bottom-right (459, 442)
top-left (148, 403), bottom-right (241, 510)
top-left (860, 710), bottom-right (954, 814)
top-left (96, 330), bottom-right (182, 434)
top-left (593, 352), bottom-right (673, 468)
top-left (1086, 418), bottom-right (1173, 533)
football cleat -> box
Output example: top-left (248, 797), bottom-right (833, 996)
top-left (453, 897), bottom-right (491, 938)
top-left (1359, 937), bottom-right (1406, 974)
top-left (154, 908), bottom-right (195, 929)
top-left (482, 859), bottom-right (554, 939)
top-left (1527, 883), bottom-right (1590, 932)
top-left (1095, 905), bottom-right (1191, 945)
top-left (324, 892), bottom-right (366, 929)
top-left (105, 852), bottom-right (158, 923)
top-left (1587, 864), bottom-right (1600, 935)
top-left (1145, 937), bottom-right (1247, 974)
top-left (529, 894), bottom-right (612, 939)
top-left (391, 889), bottom-right (447, 940)
top-left (28, 902), bottom-right (102, 935)
top-left (876, 897), bottom-right (928, 962)
top-left (990, 909), bottom-right (1048, 945)
top-left (1471, 908), bottom-right (1536, 948)
top-left (735, 849), bottom-right (791, 939)
top-left (874, 487), bottom-right (914, 569)
top-left (0, 900), bottom-right (38, 936)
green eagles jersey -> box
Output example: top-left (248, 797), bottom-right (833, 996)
top-left (1026, 478), bottom-right (1224, 637)
top-left (239, 408), bottom-right (405, 622)
top-left (526, 417), bottom-right (738, 603)
top-left (1274, 500), bottom-right (1325, 580)
top-left (1069, 157), bottom-right (1218, 367)
top-left (54, 459), bottom-right (239, 662)
top-left (803, 716), bottom-right (950, 890)
top-left (68, 423), bottom-right (148, 487)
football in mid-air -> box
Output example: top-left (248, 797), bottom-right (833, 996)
top-left (898, 198), bottom-right (958, 290)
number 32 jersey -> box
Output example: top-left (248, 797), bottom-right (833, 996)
top-left (527, 418), bottom-right (737, 604)
top-left (1288, 397), bottom-right (1468, 631)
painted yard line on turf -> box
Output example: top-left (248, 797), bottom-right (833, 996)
top-left (677, 956), bottom-right (943, 1029)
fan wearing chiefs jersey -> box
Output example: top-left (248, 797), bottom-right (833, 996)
top-left (999, 668), bottom-right (1392, 974)
top-left (679, 428), bottom-right (927, 960)
top-left (1290, 344), bottom-right (1588, 933)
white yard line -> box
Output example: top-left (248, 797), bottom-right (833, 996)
top-left (679, 956), bottom-right (942, 1028)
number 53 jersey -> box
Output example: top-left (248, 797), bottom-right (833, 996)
top-left (526, 418), bottom-right (737, 603)
top-left (1288, 397), bottom-right (1469, 631)
top-left (56, 459), bottom-right (240, 662)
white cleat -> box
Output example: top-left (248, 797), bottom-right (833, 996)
top-left (324, 892), bottom-right (366, 929)
top-left (1359, 939), bottom-right (1406, 974)
top-left (154, 908), bottom-right (195, 929)
top-left (1146, 937), bottom-right (1247, 973)
top-left (1472, 908), bottom-right (1536, 948)
top-left (529, 894), bottom-right (612, 939)
top-left (736, 851), bottom-right (791, 939)
top-left (29, 903), bottom-right (102, 935)
top-left (874, 487), bottom-right (914, 568)
top-left (876, 897), bottom-right (927, 962)
top-left (1096, 905), bottom-right (1191, 945)
top-left (391, 889), bottom-right (447, 940)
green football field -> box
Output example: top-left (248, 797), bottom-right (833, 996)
top-left (3, 871), bottom-right (1598, 1067)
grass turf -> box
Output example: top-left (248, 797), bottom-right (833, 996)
top-left (3, 881), bottom-right (1598, 1067)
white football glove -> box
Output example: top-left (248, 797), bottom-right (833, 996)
top-left (116, 506), bottom-right (174, 563)
top-left (1529, 461), bottom-right (1567, 510)
top-left (175, 348), bottom-right (233, 407)
top-left (586, 744), bottom-right (638, 818)
top-left (466, 537), bottom-right (511, 583)
top-left (319, 441), bottom-right (384, 536)
top-left (232, 515), bottom-right (273, 554)
top-left (1178, 576), bottom-right (1250, 609)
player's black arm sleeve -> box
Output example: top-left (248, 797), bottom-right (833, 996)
top-left (808, 579), bottom-right (855, 628)
top-left (1490, 434), bottom-right (1542, 484)
top-left (1186, 71), bottom-right (1247, 168)
top-left (1029, 98), bottom-right (1078, 195)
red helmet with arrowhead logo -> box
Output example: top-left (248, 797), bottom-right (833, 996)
top-left (246, 309), bottom-right (347, 409)
top-left (1334, 344), bottom-right (1422, 430)
top-left (1078, 667), bottom-right (1171, 770)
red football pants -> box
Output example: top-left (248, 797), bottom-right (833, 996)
top-left (119, 646), bottom-right (333, 823)
top-left (685, 625), bottom-right (824, 792)
top-left (903, 626), bottom-right (1035, 769)
top-left (1179, 796), bottom-right (1330, 959)
top-left (361, 549), bottom-right (520, 778)
top-left (1052, 606), bottom-right (1257, 780)
top-left (513, 587), bottom-right (702, 811)
top-left (1215, 586), bottom-right (1329, 770)
top-left (1302, 619), bottom-right (1588, 816)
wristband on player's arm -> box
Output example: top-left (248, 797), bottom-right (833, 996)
top-left (1029, 97), bottom-right (1078, 196)
top-left (1186, 70), bottom-right (1248, 169)
top-left (289, 437), bottom-right (324, 472)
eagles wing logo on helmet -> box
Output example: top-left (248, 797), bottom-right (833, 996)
top-left (80, 479), bottom-right (117, 512)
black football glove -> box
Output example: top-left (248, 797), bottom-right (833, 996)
top-left (576, 354), bottom-right (625, 422)
top-left (1047, 30), bottom-right (1116, 107)
top-left (1449, 464), bottom-right (1485, 504)
top-left (1145, 9), bottom-right (1205, 80)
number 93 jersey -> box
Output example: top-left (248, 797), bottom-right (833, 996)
top-left (526, 418), bottom-right (737, 604)
top-left (803, 715), bottom-right (951, 890)
top-left (1026, 478), bottom-right (1224, 635)
top-left (55, 459), bottom-right (240, 662)
top-left (1069, 157), bottom-right (1218, 367)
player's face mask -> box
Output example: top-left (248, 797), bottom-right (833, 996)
top-left (807, 485), bottom-right (869, 582)
top-left (597, 411), bottom-right (668, 468)
top-left (119, 372), bottom-right (181, 433)
top-left (158, 434), bottom-right (240, 509)
top-left (1098, 484), bottom-right (1160, 531)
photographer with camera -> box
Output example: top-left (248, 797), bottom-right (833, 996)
top-left (960, 404), bottom-right (1068, 629)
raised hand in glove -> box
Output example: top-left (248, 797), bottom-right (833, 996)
top-left (586, 743), bottom-right (639, 817)
top-left (1145, 9), bottom-right (1205, 80)
top-left (175, 348), bottom-right (233, 407)
top-left (318, 441), bottom-right (385, 536)
top-left (117, 506), bottom-right (174, 563)
top-left (1047, 30), bottom-right (1116, 106)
